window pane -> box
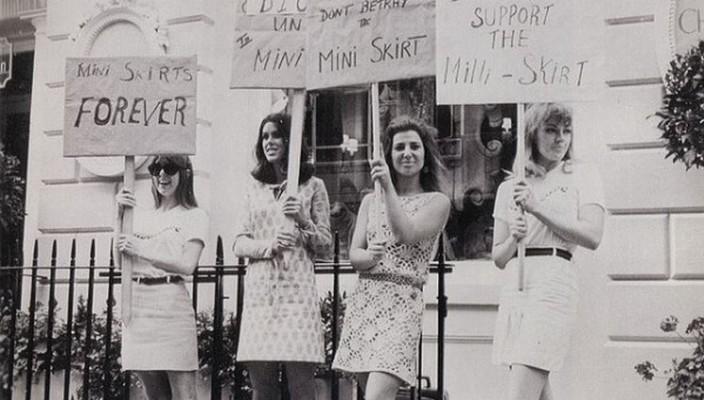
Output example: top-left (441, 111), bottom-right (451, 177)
top-left (443, 104), bottom-right (517, 261)
top-left (307, 82), bottom-right (517, 261)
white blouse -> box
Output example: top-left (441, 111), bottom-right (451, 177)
top-left (493, 162), bottom-right (605, 253)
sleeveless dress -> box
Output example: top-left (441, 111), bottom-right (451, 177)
top-left (234, 177), bottom-right (331, 363)
top-left (333, 193), bottom-right (442, 385)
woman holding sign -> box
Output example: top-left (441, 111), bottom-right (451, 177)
top-left (333, 116), bottom-right (450, 400)
top-left (115, 155), bottom-right (208, 400)
top-left (233, 113), bottom-right (332, 400)
top-left (491, 103), bottom-right (606, 400)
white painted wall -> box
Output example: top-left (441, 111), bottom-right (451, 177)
top-left (15, 1), bottom-right (704, 399)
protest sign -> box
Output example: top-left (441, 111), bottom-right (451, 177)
top-left (436, 0), bottom-right (602, 104)
top-left (231, 0), bottom-right (307, 88)
top-left (306, 0), bottom-right (435, 90)
top-left (64, 56), bottom-right (197, 156)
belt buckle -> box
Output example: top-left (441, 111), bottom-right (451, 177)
top-left (135, 276), bottom-right (142, 284)
top-left (165, 275), bottom-right (171, 284)
top-left (550, 248), bottom-right (557, 257)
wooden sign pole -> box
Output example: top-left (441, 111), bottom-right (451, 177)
top-left (121, 155), bottom-right (135, 325)
top-left (516, 104), bottom-right (526, 292)
top-left (370, 82), bottom-right (382, 236)
top-left (286, 89), bottom-right (305, 197)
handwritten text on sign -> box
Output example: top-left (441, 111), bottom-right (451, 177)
top-left (64, 57), bottom-right (197, 157)
top-left (306, 0), bottom-right (435, 90)
top-left (436, 0), bottom-right (602, 104)
top-left (231, 0), bottom-right (307, 88)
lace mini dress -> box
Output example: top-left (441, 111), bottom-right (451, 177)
top-left (333, 193), bottom-right (441, 385)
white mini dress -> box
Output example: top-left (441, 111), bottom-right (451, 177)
top-left (491, 162), bottom-right (605, 371)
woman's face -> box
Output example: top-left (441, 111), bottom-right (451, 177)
top-left (261, 122), bottom-right (285, 164)
top-left (391, 130), bottom-right (425, 177)
top-left (149, 159), bottom-right (181, 199)
top-left (535, 118), bottom-right (572, 164)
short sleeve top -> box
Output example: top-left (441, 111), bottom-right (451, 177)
top-left (131, 205), bottom-right (209, 277)
top-left (493, 162), bottom-right (605, 253)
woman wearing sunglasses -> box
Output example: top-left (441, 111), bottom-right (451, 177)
top-left (115, 155), bottom-right (208, 400)
top-left (233, 113), bottom-right (332, 400)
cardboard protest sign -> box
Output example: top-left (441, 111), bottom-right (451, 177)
top-left (306, 0), bottom-right (435, 90)
top-left (64, 56), bottom-right (197, 156)
top-left (231, 0), bottom-right (307, 88)
top-left (436, 0), bottom-right (602, 104)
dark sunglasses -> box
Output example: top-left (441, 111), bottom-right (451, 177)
top-left (148, 162), bottom-right (182, 176)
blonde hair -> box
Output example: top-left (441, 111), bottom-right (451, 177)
top-left (514, 103), bottom-right (574, 177)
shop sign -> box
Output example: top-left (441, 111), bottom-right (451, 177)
top-left (655, 0), bottom-right (704, 79)
top-left (0, 37), bottom-right (12, 89)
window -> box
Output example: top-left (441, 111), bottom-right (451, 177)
top-left (306, 79), bottom-right (517, 261)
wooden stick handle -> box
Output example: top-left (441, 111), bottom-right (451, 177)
top-left (516, 104), bottom-right (526, 292)
top-left (121, 156), bottom-right (135, 325)
top-left (286, 89), bottom-right (306, 197)
top-left (371, 83), bottom-right (382, 237)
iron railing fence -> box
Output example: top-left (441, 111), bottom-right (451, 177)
top-left (0, 233), bottom-right (451, 400)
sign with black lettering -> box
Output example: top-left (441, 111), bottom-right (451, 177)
top-left (0, 37), bottom-right (12, 89)
top-left (436, 0), bottom-right (602, 104)
top-left (64, 56), bottom-right (197, 156)
top-left (306, 0), bottom-right (434, 90)
top-left (231, 0), bottom-right (307, 88)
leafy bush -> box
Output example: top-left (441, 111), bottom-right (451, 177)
top-left (0, 150), bottom-right (25, 232)
top-left (635, 315), bottom-right (704, 400)
top-left (0, 291), bottom-right (348, 398)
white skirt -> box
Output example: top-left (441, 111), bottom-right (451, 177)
top-left (121, 281), bottom-right (198, 371)
top-left (492, 256), bottom-right (578, 372)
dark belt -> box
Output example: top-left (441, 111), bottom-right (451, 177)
top-left (359, 272), bottom-right (423, 290)
top-left (513, 247), bottom-right (572, 261)
top-left (132, 275), bottom-right (184, 285)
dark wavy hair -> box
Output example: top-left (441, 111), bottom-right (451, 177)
top-left (149, 155), bottom-right (198, 208)
top-left (251, 113), bottom-right (314, 184)
top-left (383, 115), bottom-right (446, 193)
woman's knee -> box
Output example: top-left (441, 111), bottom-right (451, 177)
top-left (246, 362), bottom-right (281, 399)
top-left (135, 371), bottom-right (171, 400)
top-left (167, 371), bottom-right (197, 400)
top-left (364, 372), bottom-right (402, 400)
top-left (283, 362), bottom-right (317, 400)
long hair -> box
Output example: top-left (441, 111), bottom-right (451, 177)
top-left (382, 115), bottom-right (446, 193)
top-left (517, 102), bottom-right (574, 177)
top-left (149, 155), bottom-right (198, 209)
top-left (251, 113), bottom-right (314, 184)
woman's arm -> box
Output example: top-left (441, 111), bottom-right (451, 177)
top-left (233, 235), bottom-right (275, 259)
top-left (515, 180), bottom-right (605, 250)
top-left (232, 185), bottom-right (282, 259)
top-left (383, 189), bottom-right (451, 244)
top-left (370, 159), bottom-right (451, 244)
top-left (529, 203), bottom-right (605, 250)
top-left (491, 214), bottom-right (527, 269)
top-left (349, 194), bottom-right (384, 271)
top-left (116, 236), bottom-right (205, 275)
top-left (141, 240), bottom-right (204, 275)
top-left (295, 180), bottom-right (332, 254)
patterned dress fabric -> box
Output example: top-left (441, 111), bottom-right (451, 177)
top-left (122, 206), bottom-right (209, 371)
top-left (235, 177), bottom-right (331, 363)
top-left (491, 162), bottom-right (605, 371)
top-left (333, 193), bottom-right (441, 385)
